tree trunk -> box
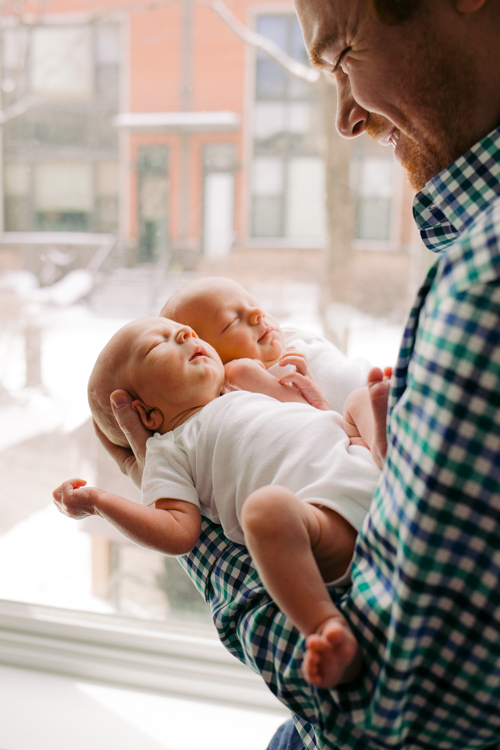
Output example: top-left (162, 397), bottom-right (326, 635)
top-left (319, 75), bottom-right (356, 351)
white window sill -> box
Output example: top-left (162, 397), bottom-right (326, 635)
top-left (0, 599), bottom-right (287, 714)
top-left (0, 663), bottom-right (286, 750)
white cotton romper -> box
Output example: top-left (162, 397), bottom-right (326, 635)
top-left (268, 327), bottom-right (371, 414)
top-left (141, 390), bottom-right (379, 546)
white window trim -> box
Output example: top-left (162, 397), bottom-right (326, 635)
top-left (0, 599), bottom-right (285, 714)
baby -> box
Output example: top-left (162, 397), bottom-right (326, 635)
top-left (54, 316), bottom-right (387, 688)
top-left (160, 276), bottom-right (371, 415)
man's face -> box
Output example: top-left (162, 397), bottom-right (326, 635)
top-left (294, 0), bottom-right (485, 191)
top-left (164, 279), bottom-right (286, 367)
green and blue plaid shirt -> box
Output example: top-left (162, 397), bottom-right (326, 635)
top-left (180, 126), bottom-right (500, 749)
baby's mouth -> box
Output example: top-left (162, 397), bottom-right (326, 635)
top-left (190, 346), bottom-right (207, 361)
top-left (258, 327), bottom-right (274, 343)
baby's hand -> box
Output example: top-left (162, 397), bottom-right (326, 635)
top-left (53, 478), bottom-right (103, 520)
top-left (278, 350), bottom-right (330, 411)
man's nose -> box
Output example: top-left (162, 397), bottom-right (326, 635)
top-left (335, 70), bottom-right (368, 138)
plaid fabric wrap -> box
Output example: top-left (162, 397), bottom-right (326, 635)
top-left (179, 127), bottom-right (500, 750)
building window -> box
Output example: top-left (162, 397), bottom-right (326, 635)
top-left (2, 21), bottom-right (120, 233)
top-left (251, 14), bottom-right (324, 241)
top-left (351, 143), bottom-right (396, 242)
top-left (31, 27), bottom-right (94, 100)
top-left (34, 162), bottom-right (93, 231)
top-left (137, 146), bottom-right (169, 263)
top-left (202, 144), bottom-right (236, 258)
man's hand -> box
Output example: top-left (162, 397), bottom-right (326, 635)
top-left (94, 389), bottom-right (152, 488)
top-left (53, 478), bottom-right (102, 519)
top-left (278, 350), bottom-right (330, 411)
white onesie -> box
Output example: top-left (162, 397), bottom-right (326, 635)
top-left (142, 390), bottom-right (379, 546)
top-left (268, 327), bottom-right (371, 414)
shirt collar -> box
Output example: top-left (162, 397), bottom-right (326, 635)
top-left (413, 125), bottom-right (500, 253)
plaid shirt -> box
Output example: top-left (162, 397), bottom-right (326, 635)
top-left (179, 126), bottom-right (500, 750)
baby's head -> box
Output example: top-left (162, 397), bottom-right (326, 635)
top-left (88, 316), bottom-right (225, 447)
top-left (160, 277), bottom-right (285, 367)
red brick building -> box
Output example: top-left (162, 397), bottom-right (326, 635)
top-left (1, 0), bottom-right (421, 318)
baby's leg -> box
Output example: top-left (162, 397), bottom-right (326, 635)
top-left (241, 486), bottom-right (362, 688)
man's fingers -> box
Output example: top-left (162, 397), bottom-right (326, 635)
top-left (110, 389), bottom-right (150, 461)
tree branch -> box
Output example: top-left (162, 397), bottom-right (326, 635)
top-left (198, 0), bottom-right (320, 84)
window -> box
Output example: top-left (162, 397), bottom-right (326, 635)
top-left (202, 144), bottom-right (237, 257)
top-left (34, 162), bottom-right (93, 231)
top-left (31, 27), bottom-right (93, 100)
top-left (251, 14), bottom-right (324, 241)
top-left (351, 143), bottom-right (396, 242)
top-left (0, 1), bottom-right (415, 710)
top-left (2, 22), bottom-right (120, 233)
top-left (137, 146), bottom-right (169, 263)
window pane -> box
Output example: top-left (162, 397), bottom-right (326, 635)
top-left (5, 163), bottom-right (30, 197)
top-left (31, 27), bottom-right (93, 99)
top-left (356, 198), bottom-right (392, 241)
top-left (359, 157), bottom-right (394, 198)
top-left (254, 102), bottom-right (286, 140)
top-left (285, 157), bottom-right (325, 239)
top-left (34, 163), bottom-right (93, 211)
top-left (252, 195), bottom-right (282, 237)
top-left (253, 157), bottom-right (284, 195)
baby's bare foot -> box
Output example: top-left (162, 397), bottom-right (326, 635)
top-left (303, 616), bottom-right (363, 688)
top-left (367, 366), bottom-right (391, 469)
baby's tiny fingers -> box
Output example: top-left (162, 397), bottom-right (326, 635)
top-left (58, 478), bottom-right (87, 500)
top-left (280, 353), bottom-right (308, 375)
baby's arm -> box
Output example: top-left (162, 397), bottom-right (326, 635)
top-left (224, 355), bottom-right (330, 409)
top-left (53, 478), bottom-right (201, 555)
top-left (224, 357), bottom-right (311, 405)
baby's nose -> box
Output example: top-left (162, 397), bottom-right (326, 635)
top-left (177, 326), bottom-right (196, 341)
top-left (250, 307), bottom-right (264, 324)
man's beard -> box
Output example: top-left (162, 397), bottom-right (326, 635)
top-left (366, 113), bottom-right (447, 192)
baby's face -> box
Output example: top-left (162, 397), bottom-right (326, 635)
top-left (110, 317), bottom-right (225, 424)
top-left (165, 279), bottom-right (285, 367)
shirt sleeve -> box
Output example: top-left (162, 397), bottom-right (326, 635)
top-left (142, 435), bottom-right (200, 508)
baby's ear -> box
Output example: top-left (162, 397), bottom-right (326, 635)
top-left (131, 400), bottom-right (163, 431)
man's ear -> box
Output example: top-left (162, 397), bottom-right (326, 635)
top-left (131, 399), bottom-right (164, 431)
top-left (455, 0), bottom-right (487, 12)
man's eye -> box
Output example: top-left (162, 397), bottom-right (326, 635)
top-left (332, 46), bottom-right (351, 74)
